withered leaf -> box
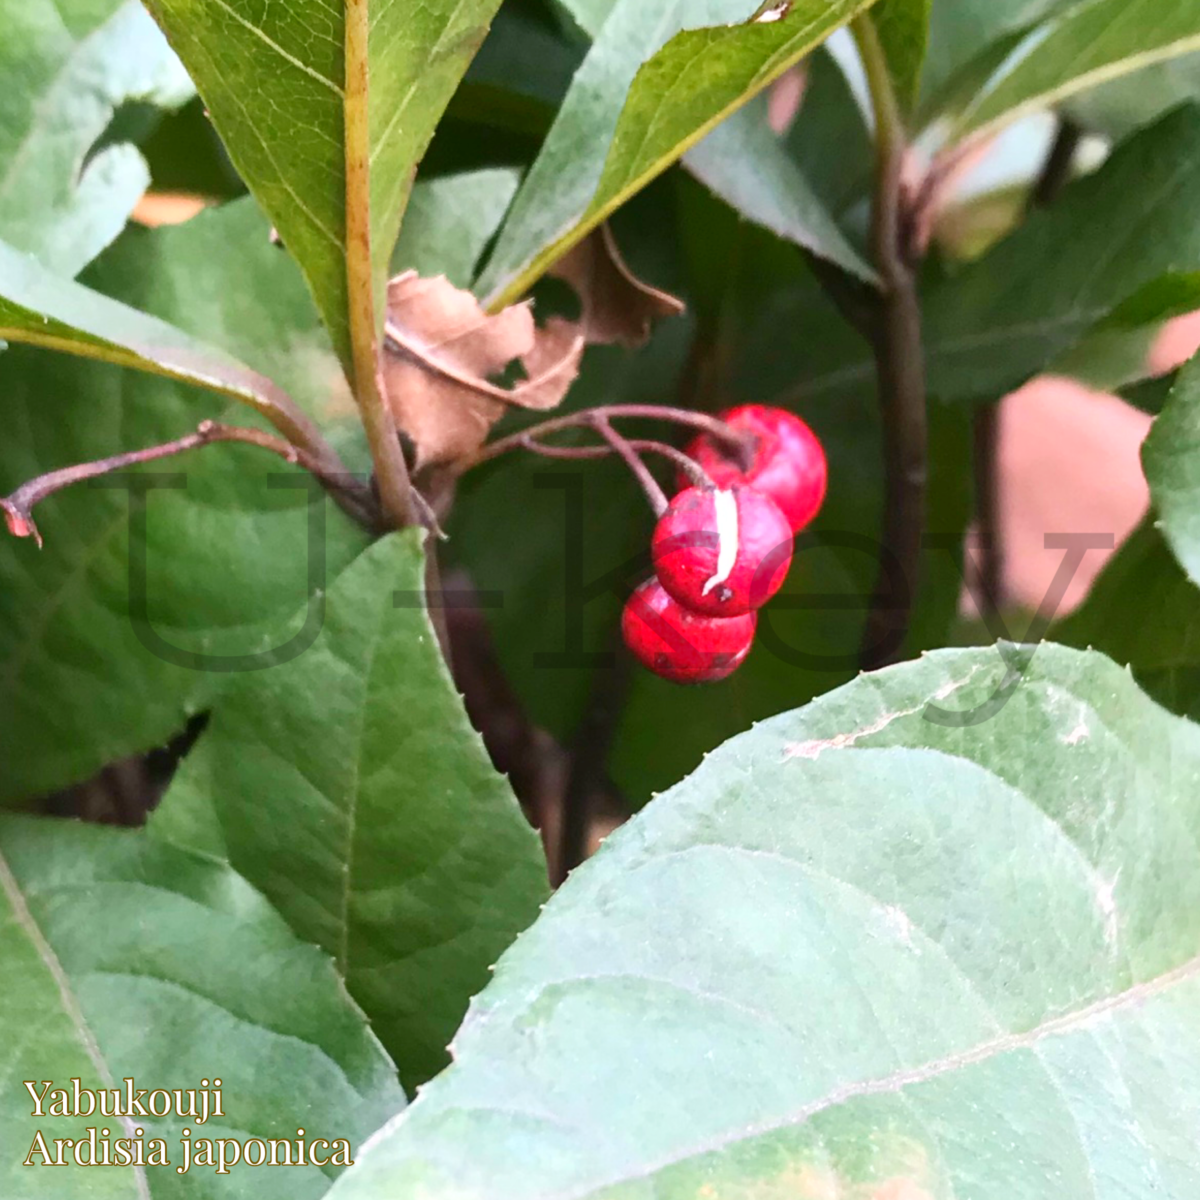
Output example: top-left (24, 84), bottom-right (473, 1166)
top-left (549, 224), bottom-right (685, 348)
top-left (383, 272), bottom-right (584, 466)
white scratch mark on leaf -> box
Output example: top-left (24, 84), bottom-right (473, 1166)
top-left (1063, 720), bottom-right (1090, 745)
top-left (784, 667), bottom-right (987, 760)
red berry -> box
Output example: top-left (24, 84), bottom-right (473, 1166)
top-left (681, 404), bottom-right (827, 533)
top-left (651, 485), bottom-right (793, 617)
top-left (622, 577), bottom-right (755, 684)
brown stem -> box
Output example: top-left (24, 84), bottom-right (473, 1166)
top-left (854, 15), bottom-right (927, 671)
top-left (467, 403), bottom-right (747, 468)
top-left (594, 418), bottom-right (668, 515)
top-left (0, 324), bottom-right (347, 485)
top-left (345, 0), bottom-right (413, 529)
top-left (1, 421), bottom-right (374, 546)
top-left (514, 433), bottom-right (712, 487)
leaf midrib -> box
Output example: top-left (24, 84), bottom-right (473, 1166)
top-left (537, 951), bottom-right (1200, 1200)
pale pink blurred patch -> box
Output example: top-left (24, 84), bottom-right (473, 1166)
top-left (132, 193), bottom-right (210, 227)
top-left (1149, 309), bottom-right (1200, 375)
top-left (768, 65), bottom-right (807, 133)
top-left (976, 305), bottom-right (1200, 618)
top-left (967, 376), bottom-right (1151, 618)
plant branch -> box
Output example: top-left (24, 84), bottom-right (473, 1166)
top-left (512, 432), bottom-right (712, 487)
top-left (345, 0), bottom-right (413, 530)
top-left (465, 404), bottom-right (747, 468)
top-left (1029, 117), bottom-right (1083, 211)
top-left (0, 326), bottom-right (348, 485)
top-left (594, 418), bottom-right (669, 515)
top-left (1, 421), bottom-right (373, 546)
top-left (853, 13), bottom-right (928, 672)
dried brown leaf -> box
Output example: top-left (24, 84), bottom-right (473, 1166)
top-left (550, 224), bottom-right (685, 347)
top-left (382, 272), bottom-right (583, 465)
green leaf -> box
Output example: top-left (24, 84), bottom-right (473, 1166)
top-left (477, 0), bottom-right (878, 308)
top-left (0, 234), bottom-right (329, 450)
top-left (873, 0), bottom-right (932, 111)
top-left (920, 104), bottom-right (1200, 405)
top-left (151, 532), bottom-right (549, 1092)
top-left (1142, 353), bottom-right (1200, 586)
top-left (0, 199), bottom-right (369, 803)
top-left (1048, 272), bottom-right (1200, 392)
top-left (458, 4), bottom-right (583, 131)
top-left (920, 0), bottom-right (1063, 112)
top-left (1055, 520), bottom-right (1200, 721)
top-left (785, 108), bottom-right (1200, 410)
top-left (784, 47), bottom-right (874, 216)
top-left (391, 169), bottom-right (521, 287)
top-left (0, 814), bottom-right (404, 1199)
top-left (1064, 47), bottom-right (1200, 138)
top-left (0, 0), bottom-right (193, 276)
top-left (328, 644), bottom-right (1200, 1199)
top-left (545, 0), bottom-right (875, 283)
top-left (140, 0), bottom-right (503, 372)
top-left (682, 95), bottom-right (878, 284)
top-left (957, 0), bottom-right (1200, 140)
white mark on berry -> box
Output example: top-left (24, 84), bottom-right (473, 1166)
top-left (702, 488), bottom-right (739, 597)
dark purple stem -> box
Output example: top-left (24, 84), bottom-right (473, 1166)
top-left (2, 420), bottom-right (376, 546)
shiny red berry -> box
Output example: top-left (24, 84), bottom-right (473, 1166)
top-left (622, 577), bottom-right (756, 684)
top-left (681, 404), bottom-right (827, 533)
top-left (651, 484), bottom-right (793, 617)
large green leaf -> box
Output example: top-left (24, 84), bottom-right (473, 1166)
top-left (140, 0), bottom-right (503, 372)
top-left (477, 0), bottom-right (877, 308)
top-left (682, 95), bottom-right (878, 284)
top-left (0, 0), bottom-right (192, 276)
top-left (151, 533), bottom-right (549, 1092)
top-left (0, 815), bottom-right (405, 1199)
top-left (327, 644), bottom-right (1200, 1199)
top-left (957, 0), bottom-right (1200, 140)
top-left (0, 199), bottom-right (368, 804)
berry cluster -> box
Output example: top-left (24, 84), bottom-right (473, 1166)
top-left (622, 405), bottom-right (827, 684)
